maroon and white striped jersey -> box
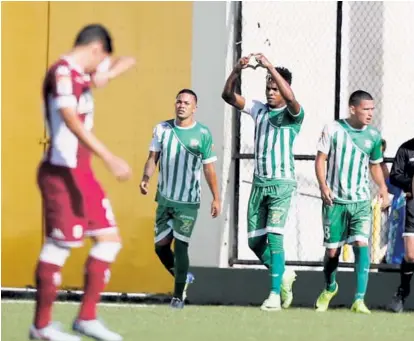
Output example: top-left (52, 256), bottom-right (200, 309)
top-left (42, 56), bottom-right (94, 170)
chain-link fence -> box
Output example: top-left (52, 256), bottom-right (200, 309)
top-left (232, 1), bottom-right (414, 269)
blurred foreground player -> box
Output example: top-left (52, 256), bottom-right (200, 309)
top-left (140, 89), bottom-right (221, 309)
top-left (314, 90), bottom-right (389, 314)
top-left (30, 24), bottom-right (136, 341)
top-left (222, 53), bottom-right (301, 311)
top-left (388, 138), bottom-right (414, 312)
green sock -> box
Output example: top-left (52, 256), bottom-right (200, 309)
top-left (353, 246), bottom-right (370, 301)
top-left (155, 244), bottom-right (175, 276)
top-left (267, 233), bottom-right (285, 295)
top-left (323, 253), bottom-right (339, 292)
top-left (248, 236), bottom-right (271, 269)
top-left (173, 239), bottom-right (189, 300)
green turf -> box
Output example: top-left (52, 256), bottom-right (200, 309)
top-left (2, 301), bottom-right (413, 341)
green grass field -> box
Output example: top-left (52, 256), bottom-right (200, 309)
top-left (2, 300), bottom-right (413, 341)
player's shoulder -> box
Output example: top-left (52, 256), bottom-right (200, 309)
top-left (366, 125), bottom-right (382, 143)
top-left (323, 119), bottom-right (342, 133)
top-left (250, 99), bottom-right (268, 111)
top-left (400, 138), bottom-right (414, 149)
top-left (154, 119), bottom-right (174, 131)
top-left (195, 122), bottom-right (213, 135)
top-left (47, 58), bottom-right (71, 76)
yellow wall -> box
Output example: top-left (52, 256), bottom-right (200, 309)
top-left (1, 2), bottom-right (49, 288)
top-left (1, 2), bottom-right (193, 293)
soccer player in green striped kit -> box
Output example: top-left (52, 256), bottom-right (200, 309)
top-left (140, 89), bottom-right (221, 309)
top-left (222, 53), bottom-right (302, 311)
top-left (314, 90), bottom-right (389, 313)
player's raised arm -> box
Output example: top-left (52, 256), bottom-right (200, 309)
top-left (92, 56), bottom-right (136, 87)
top-left (255, 53), bottom-right (301, 116)
top-left (221, 55), bottom-right (252, 111)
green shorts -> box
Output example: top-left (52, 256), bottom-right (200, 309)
top-left (154, 205), bottom-right (198, 244)
top-left (247, 183), bottom-right (295, 238)
top-left (322, 200), bottom-right (372, 248)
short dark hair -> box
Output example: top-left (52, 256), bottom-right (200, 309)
top-left (348, 90), bottom-right (373, 106)
top-left (74, 24), bottom-right (113, 53)
top-left (176, 89), bottom-right (198, 103)
top-left (267, 66), bottom-right (293, 85)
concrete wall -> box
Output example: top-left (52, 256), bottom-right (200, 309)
top-left (190, 1), bottom-right (237, 267)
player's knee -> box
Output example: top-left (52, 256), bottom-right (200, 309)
top-left (155, 235), bottom-right (173, 247)
top-left (90, 242), bottom-right (122, 263)
top-left (248, 238), bottom-right (258, 251)
top-left (405, 248), bottom-right (414, 263)
top-left (39, 240), bottom-right (71, 267)
top-left (154, 242), bottom-right (169, 256)
top-left (326, 248), bottom-right (340, 258)
top-left (354, 241), bottom-right (368, 248)
top-left (93, 232), bottom-right (122, 244)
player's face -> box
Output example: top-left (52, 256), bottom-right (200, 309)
top-left (86, 42), bottom-right (110, 74)
top-left (351, 100), bottom-right (375, 125)
top-left (265, 81), bottom-right (284, 108)
top-left (175, 93), bottom-right (197, 120)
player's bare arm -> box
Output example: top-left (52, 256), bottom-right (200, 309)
top-left (92, 56), bottom-right (136, 87)
top-left (59, 107), bottom-right (131, 181)
top-left (370, 163), bottom-right (390, 209)
top-left (140, 151), bottom-right (160, 195)
top-left (315, 151), bottom-right (334, 206)
top-left (221, 55), bottom-right (252, 110)
top-left (203, 163), bottom-right (221, 218)
top-left (255, 53), bottom-right (301, 115)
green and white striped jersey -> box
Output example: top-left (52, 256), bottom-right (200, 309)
top-left (150, 119), bottom-right (216, 208)
top-left (242, 99), bottom-right (305, 186)
top-left (317, 119), bottom-right (383, 203)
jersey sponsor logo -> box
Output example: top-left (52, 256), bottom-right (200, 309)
top-left (275, 115), bottom-right (284, 125)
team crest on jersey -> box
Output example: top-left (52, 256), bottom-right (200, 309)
top-left (200, 128), bottom-right (208, 135)
top-left (364, 140), bottom-right (373, 148)
top-left (369, 129), bottom-right (378, 136)
top-left (190, 139), bottom-right (200, 148)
